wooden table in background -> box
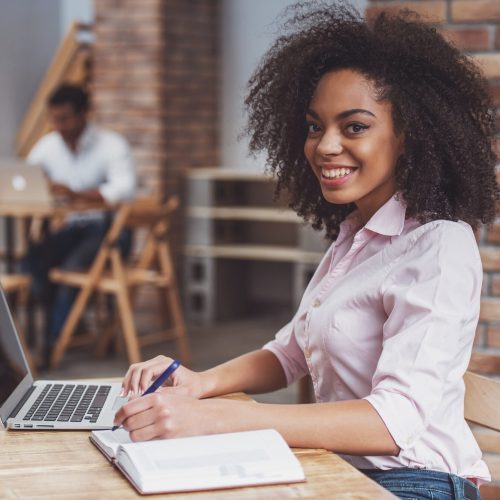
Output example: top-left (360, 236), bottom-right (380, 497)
top-left (0, 391), bottom-right (395, 499)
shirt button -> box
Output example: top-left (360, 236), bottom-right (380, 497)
top-left (304, 348), bottom-right (311, 358)
top-left (312, 298), bottom-right (321, 308)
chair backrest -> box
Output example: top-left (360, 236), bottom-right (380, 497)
top-left (126, 196), bottom-right (179, 232)
top-left (464, 370), bottom-right (500, 431)
top-left (469, 250), bottom-right (500, 376)
top-left (103, 196), bottom-right (179, 250)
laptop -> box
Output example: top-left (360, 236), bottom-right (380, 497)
top-left (0, 286), bottom-right (127, 430)
top-left (0, 159), bottom-right (53, 205)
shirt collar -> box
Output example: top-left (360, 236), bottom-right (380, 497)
top-left (58, 123), bottom-right (97, 154)
top-left (336, 209), bottom-right (362, 245)
top-left (364, 194), bottom-right (407, 236)
top-left (337, 194), bottom-right (407, 241)
top-left (77, 123), bottom-right (98, 152)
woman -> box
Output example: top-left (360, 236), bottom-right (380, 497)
top-left (114, 4), bottom-right (497, 498)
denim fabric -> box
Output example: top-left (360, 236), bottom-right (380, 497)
top-left (22, 219), bottom-right (134, 341)
top-left (360, 468), bottom-right (481, 500)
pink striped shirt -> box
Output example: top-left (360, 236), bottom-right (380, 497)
top-left (264, 195), bottom-right (490, 481)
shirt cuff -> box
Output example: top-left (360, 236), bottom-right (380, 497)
top-left (364, 390), bottom-right (426, 451)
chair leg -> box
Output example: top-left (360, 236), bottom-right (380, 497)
top-left (165, 284), bottom-right (191, 364)
top-left (157, 242), bottom-right (191, 363)
top-left (94, 293), bottom-right (114, 357)
top-left (115, 286), bottom-right (141, 364)
top-left (50, 286), bottom-right (93, 369)
top-left (110, 248), bottom-right (142, 364)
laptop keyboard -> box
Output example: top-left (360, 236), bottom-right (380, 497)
top-left (23, 384), bottom-right (111, 424)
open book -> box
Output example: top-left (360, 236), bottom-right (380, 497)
top-left (89, 428), bottom-right (305, 494)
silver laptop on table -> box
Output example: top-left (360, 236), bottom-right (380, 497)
top-left (0, 159), bottom-right (53, 205)
top-left (0, 287), bottom-right (127, 430)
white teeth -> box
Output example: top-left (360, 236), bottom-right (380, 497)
top-left (321, 168), bottom-right (354, 179)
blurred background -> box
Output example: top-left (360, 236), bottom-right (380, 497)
top-left (0, 3), bottom-right (499, 491)
top-left (0, 0), bottom-right (365, 388)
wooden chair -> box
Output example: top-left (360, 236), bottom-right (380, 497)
top-left (464, 370), bottom-right (500, 500)
top-left (468, 294), bottom-right (500, 376)
top-left (0, 274), bottom-right (37, 374)
top-left (48, 196), bottom-right (191, 369)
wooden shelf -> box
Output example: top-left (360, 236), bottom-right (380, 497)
top-left (185, 244), bottom-right (323, 264)
top-left (186, 167), bottom-right (272, 181)
top-left (184, 168), bottom-right (327, 323)
top-left (186, 206), bottom-right (302, 223)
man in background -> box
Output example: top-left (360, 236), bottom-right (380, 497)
top-left (24, 83), bottom-right (136, 352)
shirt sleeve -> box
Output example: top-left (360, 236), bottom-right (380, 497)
top-left (98, 134), bottom-right (136, 203)
top-left (26, 137), bottom-right (49, 171)
top-left (263, 319), bottom-right (309, 385)
top-left (363, 222), bottom-right (482, 451)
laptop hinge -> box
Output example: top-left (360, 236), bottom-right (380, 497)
top-left (7, 385), bottom-right (36, 420)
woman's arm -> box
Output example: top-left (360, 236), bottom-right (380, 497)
top-left (114, 390), bottom-right (399, 455)
top-left (116, 350), bottom-right (398, 455)
top-left (120, 349), bottom-right (287, 399)
top-left (201, 349), bottom-right (288, 397)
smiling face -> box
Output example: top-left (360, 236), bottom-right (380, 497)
top-left (304, 69), bottom-right (404, 224)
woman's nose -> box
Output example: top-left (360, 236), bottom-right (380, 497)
top-left (316, 130), bottom-right (343, 156)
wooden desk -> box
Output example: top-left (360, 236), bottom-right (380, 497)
top-left (0, 392), bottom-right (395, 499)
top-left (0, 201), bottom-right (109, 218)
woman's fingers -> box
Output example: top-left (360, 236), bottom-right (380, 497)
top-left (120, 356), bottom-right (174, 397)
top-left (114, 392), bottom-right (156, 427)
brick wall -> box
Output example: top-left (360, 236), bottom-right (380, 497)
top-left (92, 0), bottom-right (219, 199)
top-left (367, 1), bottom-right (500, 496)
top-left (92, 0), bottom-right (219, 272)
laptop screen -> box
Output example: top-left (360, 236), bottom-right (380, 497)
top-left (0, 288), bottom-right (32, 427)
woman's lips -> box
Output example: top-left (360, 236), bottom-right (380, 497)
top-left (320, 166), bottom-right (357, 187)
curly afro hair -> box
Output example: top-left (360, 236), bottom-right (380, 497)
top-left (244, 1), bottom-right (498, 239)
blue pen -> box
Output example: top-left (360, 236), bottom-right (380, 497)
top-left (112, 359), bottom-right (181, 431)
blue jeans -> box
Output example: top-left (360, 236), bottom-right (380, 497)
top-left (23, 221), bottom-right (108, 342)
top-left (23, 220), bottom-right (133, 346)
top-left (360, 468), bottom-right (481, 500)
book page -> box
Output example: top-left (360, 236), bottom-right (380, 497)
top-left (90, 429), bottom-right (132, 459)
top-left (116, 429), bottom-right (305, 493)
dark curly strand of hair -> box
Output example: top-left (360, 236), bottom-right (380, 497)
top-left (244, 1), bottom-right (497, 239)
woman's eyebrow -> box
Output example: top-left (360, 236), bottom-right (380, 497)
top-left (306, 108), bottom-right (376, 120)
top-left (306, 108), bottom-right (320, 119)
top-left (336, 108), bottom-right (376, 120)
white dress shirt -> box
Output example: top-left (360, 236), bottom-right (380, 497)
top-left (27, 124), bottom-right (136, 203)
top-left (264, 195), bottom-right (489, 481)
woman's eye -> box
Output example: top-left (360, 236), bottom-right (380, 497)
top-left (346, 123), bottom-right (369, 134)
top-left (307, 123), bottom-right (321, 134)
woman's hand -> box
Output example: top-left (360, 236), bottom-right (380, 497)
top-left (113, 391), bottom-right (220, 441)
top-left (120, 355), bottom-right (207, 399)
